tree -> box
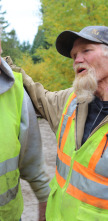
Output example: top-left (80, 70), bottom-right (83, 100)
top-left (31, 26), bottom-right (51, 63)
top-left (0, 0), bottom-right (9, 39)
top-left (2, 29), bottom-right (22, 62)
top-left (0, 0), bottom-right (22, 61)
top-left (19, 41), bottom-right (31, 53)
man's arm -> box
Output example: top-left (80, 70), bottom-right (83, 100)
top-left (19, 89), bottom-right (50, 220)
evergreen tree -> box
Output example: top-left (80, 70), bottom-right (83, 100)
top-left (2, 29), bottom-right (21, 62)
top-left (0, 0), bottom-right (9, 39)
top-left (31, 27), bottom-right (51, 63)
top-left (19, 41), bottom-right (31, 53)
top-left (0, 0), bottom-right (22, 62)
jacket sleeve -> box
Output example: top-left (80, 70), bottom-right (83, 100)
top-left (19, 89), bottom-right (50, 202)
top-left (21, 72), bottom-right (73, 134)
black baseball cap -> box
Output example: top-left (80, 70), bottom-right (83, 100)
top-left (56, 26), bottom-right (108, 58)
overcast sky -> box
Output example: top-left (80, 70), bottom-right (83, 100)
top-left (2, 0), bottom-right (42, 44)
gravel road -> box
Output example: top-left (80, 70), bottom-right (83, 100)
top-left (21, 119), bottom-right (57, 221)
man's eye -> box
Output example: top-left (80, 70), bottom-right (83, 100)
top-left (84, 49), bottom-right (90, 52)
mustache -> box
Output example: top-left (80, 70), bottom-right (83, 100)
top-left (74, 64), bottom-right (89, 74)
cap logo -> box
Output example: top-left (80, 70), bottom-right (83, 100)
top-left (91, 29), bottom-right (99, 35)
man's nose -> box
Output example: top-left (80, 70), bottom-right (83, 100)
top-left (74, 53), bottom-right (84, 65)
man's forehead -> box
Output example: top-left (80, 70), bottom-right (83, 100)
top-left (73, 37), bottom-right (96, 48)
top-left (71, 37), bottom-right (100, 54)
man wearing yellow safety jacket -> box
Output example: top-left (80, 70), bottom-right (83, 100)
top-left (8, 26), bottom-right (108, 220)
top-left (0, 54), bottom-right (50, 221)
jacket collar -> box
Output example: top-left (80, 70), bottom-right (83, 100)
top-left (76, 100), bottom-right (108, 150)
top-left (0, 57), bottom-right (15, 94)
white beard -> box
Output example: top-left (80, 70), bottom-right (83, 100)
top-left (73, 66), bottom-right (98, 103)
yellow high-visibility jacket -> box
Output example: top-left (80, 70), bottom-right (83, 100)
top-left (0, 72), bottom-right (24, 220)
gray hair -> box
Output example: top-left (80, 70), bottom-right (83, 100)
top-left (101, 44), bottom-right (108, 57)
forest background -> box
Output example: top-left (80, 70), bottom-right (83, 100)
top-left (0, 0), bottom-right (108, 91)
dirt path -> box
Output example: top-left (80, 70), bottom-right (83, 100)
top-left (21, 119), bottom-right (57, 221)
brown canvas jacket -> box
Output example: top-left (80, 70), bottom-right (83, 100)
top-left (4, 56), bottom-right (108, 150)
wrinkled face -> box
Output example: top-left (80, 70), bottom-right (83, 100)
top-left (70, 38), bottom-right (108, 82)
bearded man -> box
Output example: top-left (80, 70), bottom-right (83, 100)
top-left (7, 25), bottom-right (108, 221)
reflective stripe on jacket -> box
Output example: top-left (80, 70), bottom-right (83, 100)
top-left (0, 71), bottom-right (24, 221)
top-left (46, 92), bottom-right (108, 221)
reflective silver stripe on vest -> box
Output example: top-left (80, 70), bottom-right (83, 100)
top-left (0, 155), bottom-right (19, 176)
top-left (66, 97), bottom-right (77, 117)
top-left (59, 97), bottom-right (77, 148)
top-left (70, 170), bottom-right (108, 200)
top-left (56, 155), bottom-right (70, 180)
top-left (95, 146), bottom-right (108, 177)
top-left (0, 180), bottom-right (19, 206)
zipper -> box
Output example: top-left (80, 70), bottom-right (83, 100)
top-left (75, 104), bottom-right (79, 150)
top-left (87, 116), bottom-right (108, 140)
top-left (88, 106), bottom-right (103, 136)
top-left (101, 133), bottom-right (108, 157)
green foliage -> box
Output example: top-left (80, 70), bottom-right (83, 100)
top-left (31, 26), bottom-right (51, 63)
top-left (0, 0), bottom-right (22, 62)
top-left (40, 0), bottom-right (108, 45)
top-left (31, 28), bottom-right (46, 54)
top-left (0, 0), bottom-right (9, 38)
top-left (2, 29), bottom-right (22, 62)
top-left (32, 0), bottom-right (108, 90)
top-left (19, 41), bottom-right (31, 53)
